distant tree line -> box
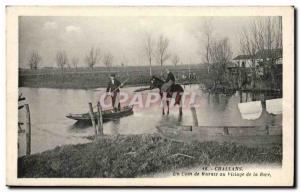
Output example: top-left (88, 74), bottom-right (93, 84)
top-left (26, 16), bottom-right (281, 91)
top-left (27, 46), bottom-right (116, 72)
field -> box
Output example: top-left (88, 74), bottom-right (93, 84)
top-left (18, 134), bottom-right (282, 178)
top-left (19, 65), bottom-right (209, 89)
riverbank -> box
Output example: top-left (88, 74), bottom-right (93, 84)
top-left (19, 65), bottom-right (207, 89)
top-left (18, 134), bottom-right (282, 178)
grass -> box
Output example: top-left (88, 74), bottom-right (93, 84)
top-left (18, 134), bottom-right (282, 178)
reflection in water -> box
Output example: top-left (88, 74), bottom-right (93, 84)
top-left (18, 86), bottom-right (282, 156)
top-left (159, 114), bottom-right (183, 127)
top-left (69, 120), bottom-right (92, 129)
top-left (111, 119), bottom-right (120, 135)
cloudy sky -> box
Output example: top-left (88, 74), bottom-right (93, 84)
top-left (19, 16), bottom-right (256, 68)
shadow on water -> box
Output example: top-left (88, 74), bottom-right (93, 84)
top-left (69, 117), bottom-right (122, 131)
top-left (158, 114), bottom-right (183, 127)
top-left (208, 93), bottom-right (232, 111)
top-left (69, 121), bottom-right (92, 129)
top-left (111, 119), bottom-right (120, 135)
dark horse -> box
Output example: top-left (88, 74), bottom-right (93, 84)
top-left (150, 76), bottom-right (184, 116)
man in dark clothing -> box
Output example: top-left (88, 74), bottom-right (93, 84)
top-left (106, 74), bottom-right (122, 111)
top-left (161, 68), bottom-right (175, 92)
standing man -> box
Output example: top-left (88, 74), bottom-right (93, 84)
top-left (162, 68), bottom-right (175, 92)
top-left (106, 73), bottom-right (122, 111)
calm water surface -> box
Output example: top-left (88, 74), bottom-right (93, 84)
top-left (18, 85), bottom-right (281, 156)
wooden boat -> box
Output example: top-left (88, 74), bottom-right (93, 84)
top-left (66, 105), bottom-right (134, 122)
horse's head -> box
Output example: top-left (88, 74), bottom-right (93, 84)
top-left (150, 76), bottom-right (164, 89)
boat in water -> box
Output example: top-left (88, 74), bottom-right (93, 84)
top-left (66, 105), bottom-right (134, 122)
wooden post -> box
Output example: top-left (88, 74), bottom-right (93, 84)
top-left (265, 125), bottom-right (269, 135)
top-left (25, 104), bottom-right (31, 155)
top-left (223, 127), bottom-right (229, 135)
top-left (88, 103), bottom-right (97, 136)
top-left (190, 106), bottom-right (198, 127)
top-left (97, 102), bottom-right (103, 135)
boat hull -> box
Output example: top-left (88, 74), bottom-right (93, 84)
top-left (66, 106), bottom-right (134, 122)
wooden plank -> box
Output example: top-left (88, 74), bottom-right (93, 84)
top-left (188, 125), bottom-right (281, 129)
top-left (25, 104), bottom-right (31, 155)
top-left (97, 102), bottom-right (103, 135)
top-left (18, 97), bottom-right (26, 101)
top-left (190, 106), bottom-right (198, 127)
top-left (156, 125), bottom-right (282, 132)
top-left (265, 125), bottom-right (269, 135)
top-left (88, 103), bottom-right (97, 136)
top-left (223, 127), bottom-right (229, 135)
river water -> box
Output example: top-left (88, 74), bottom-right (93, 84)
top-left (18, 85), bottom-right (282, 157)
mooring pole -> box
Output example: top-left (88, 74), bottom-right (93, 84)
top-left (223, 127), bottom-right (229, 135)
top-left (97, 102), bottom-right (103, 135)
top-left (88, 103), bottom-right (97, 136)
top-left (25, 104), bottom-right (31, 156)
top-left (265, 125), bottom-right (269, 135)
top-left (190, 106), bottom-right (198, 127)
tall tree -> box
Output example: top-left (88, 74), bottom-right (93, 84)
top-left (103, 52), bottom-right (113, 71)
top-left (71, 56), bottom-right (79, 70)
top-left (202, 20), bottom-right (213, 73)
top-left (144, 34), bottom-right (154, 76)
top-left (56, 50), bottom-right (68, 71)
top-left (85, 47), bottom-right (101, 69)
top-left (155, 35), bottom-right (170, 76)
top-left (239, 18), bottom-right (264, 89)
top-left (171, 54), bottom-right (180, 67)
top-left (209, 38), bottom-right (232, 86)
top-left (239, 17), bottom-right (282, 89)
top-left (263, 17), bottom-right (282, 88)
top-left (27, 50), bottom-right (41, 70)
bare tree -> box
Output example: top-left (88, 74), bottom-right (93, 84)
top-left (85, 47), bottom-right (101, 69)
top-left (239, 17), bottom-right (282, 89)
top-left (171, 54), bottom-right (180, 67)
top-left (155, 35), bottom-right (170, 76)
top-left (27, 50), bottom-right (42, 70)
top-left (71, 56), bottom-right (79, 70)
top-left (239, 18), bottom-right (265, 89)
top-left (144, 34), bottom-right (154, 76)
top-left (263, 17), bottom-right (282, 88)
top-left (274, 17), bottom-right (282, 49)
top-left (103, 52), bottom-right (113, 71)
top-left (56, 50), bottom-right (68, 71)
top-left (209, 38), bottom-right (232, 87)
top-left (202, 20), bottom-right (213, 73)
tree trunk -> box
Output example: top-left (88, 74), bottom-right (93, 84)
top-left (160, 58), bottom-right (163, 77)
top-left (149, 59), bottom-right (152, 76)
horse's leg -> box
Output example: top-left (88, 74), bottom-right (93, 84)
top-left (176, 93), bottom-right (183, 116)
top-left (179, 105), bottom-right (182, 116)
top-left (162, 99), bottom-right (165, 115)
top-left (161, 96), bottom-right (165, 115)
top-left (167, 100), bottom-right (169, 115)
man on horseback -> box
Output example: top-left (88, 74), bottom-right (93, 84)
top-left (161, 68), bottom-right (175, 93)
top-left (106, 73), bottom-right (122, 112)
top-left (149, 74), bottom-right (184, 116)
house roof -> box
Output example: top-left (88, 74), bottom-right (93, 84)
top-left (233, 55), bottom-right (253, 60)
top-left (233, 48), bottom-right (282, 61)
top-left (255, 49), bottom-right (282, 59)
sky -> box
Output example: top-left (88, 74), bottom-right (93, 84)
top-left (19, 16), bottom-right (259, 68)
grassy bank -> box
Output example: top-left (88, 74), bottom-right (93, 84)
top-left (19, 65), bottom-right (208, 89)
top-left (18, 134), bottom-right (282, 178)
